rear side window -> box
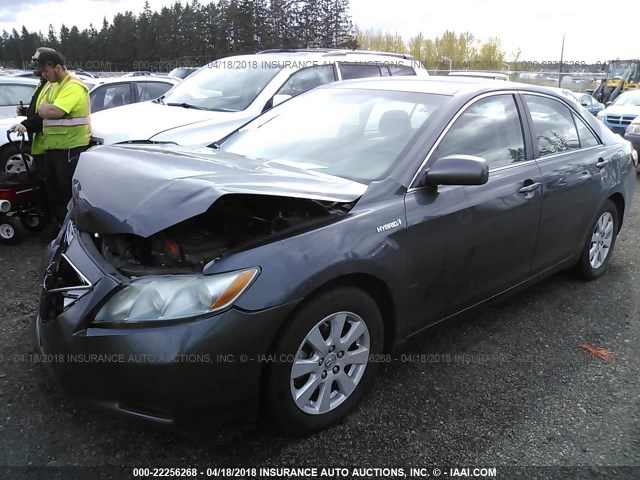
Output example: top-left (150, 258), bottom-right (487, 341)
top-left (523, 95), bottom-right (580, 158)
top-left (573, 113), bottom-right (600, 148)
top-left (433, 94), bottom-right (526, 169)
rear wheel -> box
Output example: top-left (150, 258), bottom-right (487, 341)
top-left (577, 200), bottom-right (618, 280)
top-left (0, 217), bottom-right (22, 244)
top-left (265, 286), bottom-right (383, 435)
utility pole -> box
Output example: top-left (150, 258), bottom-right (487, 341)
top-left (558, 32), bottom-right (565, 88)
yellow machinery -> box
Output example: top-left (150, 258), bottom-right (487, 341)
top-left (594, 59), bottom-right (640, 103)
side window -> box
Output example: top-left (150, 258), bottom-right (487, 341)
top-left (276, 65), bottom-right (336, 97)
top-left (137, 82), bottom-right (174, 101)
top-left (340, 63), bottom-right (383, 80)
top-left (573, 113), bottom-right (600, 148)
top-left (524, 95), bottom-right (580, 158)
top-left (433, 95), bottom-right (525, 169)
top-left (0, 84), bottom-right (36, 106)
top-left (389, 64), bottom-right (416, 76)
top-left (91, 83), bottom-right (132, 113)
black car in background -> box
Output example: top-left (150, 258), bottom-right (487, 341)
top-left (35, 78), bottom-right (637, 435)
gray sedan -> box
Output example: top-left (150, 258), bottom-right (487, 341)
top-left (35, 78), bottom-right (636, 435)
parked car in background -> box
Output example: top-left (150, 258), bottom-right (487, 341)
top-left (597, 90), bottom-right (640, 135)
top-left (90, 49), bottom-right (428, 146)
top-left (36, 77), bottom-right (636, 435)
top-left (569, 91), bottom-right (605, 116)
top-left (89, 76), bottom-right (180, 113)
top-left (168, 67), bottom-right (200, 80)
top-left (123, 71), bottom-right (153, 77)
top-left (0, 76), bottom-right (39, 118)
top-left (624, 116), bottom-right (640, 168)
top-left (0, 75), bottom-right (179, 173)
top-left (8, 69), bottom-right (97, 83)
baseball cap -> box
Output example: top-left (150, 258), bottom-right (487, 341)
top-left (33, 50), bottom-right (66, 69)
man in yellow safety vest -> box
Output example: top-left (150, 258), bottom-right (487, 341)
top-left (35, 50), bottom-right (91, 227)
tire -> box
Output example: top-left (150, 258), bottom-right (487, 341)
top-left (20, 213), bottom-right (48, 232)
top-left (0, 217), bottom-right (22, 244)
top-left (265, 286), bottom-right (383, 436)
top-left (577, 200), bottom-right (619, 280)
top-left (0, 143), bottom-right (34, 175)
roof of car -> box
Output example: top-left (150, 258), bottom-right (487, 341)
top-left (448, 71), bottom-right (509, 80)
top-left (213, 49), bottom-right (419, 66)
top-left (324, 76), bottom-right (581, 98)
top-left (0, 76), bottom-right (40, 85)
top-left (91, 76), bottom-right (180, 86)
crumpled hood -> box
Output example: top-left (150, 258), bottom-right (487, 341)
top-left (72, 144), bottom-right (367, 237)
top-left (90, 101), bottom-right (249, 145)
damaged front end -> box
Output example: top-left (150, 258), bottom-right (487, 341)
top-left (91, 193), bottom-right (355, 276)
top-left (70, 145), bottom-right (366, 277)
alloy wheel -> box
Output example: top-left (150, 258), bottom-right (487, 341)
top-left (290, 311), bottom-right (370, 415)
top-left (589, 212), bottom-right (614, 270)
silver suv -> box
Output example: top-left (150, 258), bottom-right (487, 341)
top-left (90, 49), bottom-right (428, 146)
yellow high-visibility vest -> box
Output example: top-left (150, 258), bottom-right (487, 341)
top-left (41, 74), bottom-right (91, 151)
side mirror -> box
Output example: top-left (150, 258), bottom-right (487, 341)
top-left (605, 101), bottom-right (612, 107)
top-left (422, 155), bottom-right (489, 186)
top-left (272, 94), bottom-right (292, 107)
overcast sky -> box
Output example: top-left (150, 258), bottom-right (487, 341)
top-left (0, 0), bottom-right (636, 63)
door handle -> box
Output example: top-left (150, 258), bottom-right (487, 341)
top-left (596, 158), bottom-right (609, 169)
top-left (518, 182), bottom-right (541, 193)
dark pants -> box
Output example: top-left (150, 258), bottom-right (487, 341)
top-left (44, 146), bottom-right (88, 225)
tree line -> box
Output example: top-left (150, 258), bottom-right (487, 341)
top-left (2, 0), bottom-right (564, 74)
top-left (0, 0), bottom-right (355, 72)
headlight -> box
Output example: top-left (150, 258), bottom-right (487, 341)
top-left (626, 124), bottom-right (640, 135)
top-left (93, 268), bottom-right (259, 323)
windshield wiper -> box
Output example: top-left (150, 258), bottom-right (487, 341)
top-left (166, 102), bottom-right (209, 110)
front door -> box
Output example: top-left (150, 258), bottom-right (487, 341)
top-left (404, 93), bottom-right (543, 334)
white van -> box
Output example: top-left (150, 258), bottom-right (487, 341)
top-left (90, 49), bottom-right (429, 147)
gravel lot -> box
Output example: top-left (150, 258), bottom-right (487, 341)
top-left (0, 177), bottom-right (638, 480)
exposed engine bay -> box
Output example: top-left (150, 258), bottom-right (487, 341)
top-left (92, 194), bottom-right (354, 275)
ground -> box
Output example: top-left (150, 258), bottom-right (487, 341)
top-left (0, 177), bottom-right (638, 480)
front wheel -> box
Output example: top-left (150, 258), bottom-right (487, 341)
top-left (577, 200), bottom-right (619, 280)
top-left (265, 286), bottom-right (383, 435)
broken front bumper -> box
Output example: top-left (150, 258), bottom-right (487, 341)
top-left (34, 222), bottom-right (298, 428)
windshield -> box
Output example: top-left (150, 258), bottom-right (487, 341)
top-left (221, 88), bottom-right (446, 184)
top-left (612, 91), bottom-right (640, 106)
top-left (163, 60), bottom-right (282, 111)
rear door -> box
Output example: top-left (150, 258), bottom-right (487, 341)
top-left (404, 93), bottom-right (543, 333)
top-left (520, 93), bottom-right (611, 273)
